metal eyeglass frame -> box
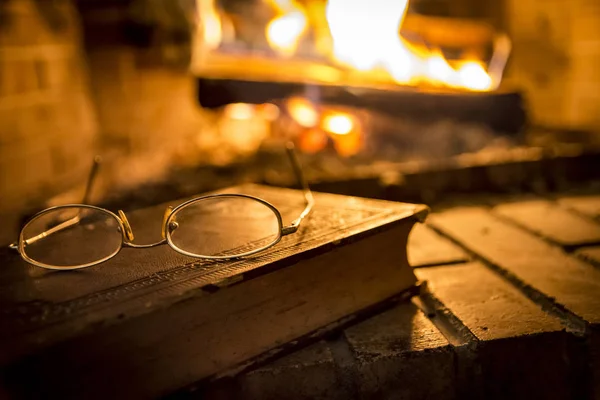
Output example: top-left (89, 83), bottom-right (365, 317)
top-left (9, 144), bottom-right (314, 270)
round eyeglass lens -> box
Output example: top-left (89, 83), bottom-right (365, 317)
top-left (167, 196), bottom-right (282, 258)
top-left (21, 206), bottom-right (123, 269)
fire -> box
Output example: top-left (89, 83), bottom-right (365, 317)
top-left (262, 0), bottom-right (502, 92)
top-left (266, 13), bottom-right (307, 56)
top-left (265, 0), bottom-right (308, 56)
top-left (322, 111), bottom-right (361, 156)
top-left (326, 0), bottom-right (410, 73)
top-left (285, 96), bottom-right (363, 156)
top-left (224, 103), bottom-right (255, 120)
top-left (298, 128), bottom-right (328, 154)
top-left (286, 96), bottom-right (319, 127)
top-left (197, 0), bottom-right (222, 51)
top-left (321, 113), bottom-right (353, 135)
top-left (457, 61), bottom-right (493, 91)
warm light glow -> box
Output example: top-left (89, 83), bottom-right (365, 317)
top-left (324, 0), bottom-right (497, 90)
top-left (198, 0), bottom-right (508, 92)
top-left (257, 103), bottom-right (280, 121)
top-left (224, 103), bottom-right (255, 120)
top-left (198, 0), bottom-right (222, 51)
top-left (424, 52), bottom-right (456, 86)
top-left (322, 113), bottom-right (353, 135)
top-left (286, 96), bottom-right (319, 127)
top-left (333, 132), bottom-right (362, 157)
top-left (326, 0), bottom-right (410, 72)
top-left (267, 12), bottom-right (307, 56)
top-left (323, 110), bottom-right (362, 156)
top-left (488, 34), bottom-right (512, 90)
top-left (262, 0), bottom-right (499, 91)
top-left (326, 0), bottom-right (425, 84)
top-left (265, 0), bottom-right (307, 56)
top-left (457, 61), bottom-right (493, 91)
top-left (298, 128), bottom-right (328, 153)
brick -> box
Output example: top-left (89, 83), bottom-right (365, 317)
top-left (493, 199), bottom-right (600, 247)
top-left (576, 246), bottom-right (600, 267)
top-left (408, 223), bottom-right (469, 268)
top-left (198, 341), bottom-right (343, 400)
top-left (1, 59), bottom-right (41, 96)
top-left (559, 195), bottom-right (600, 219)
top-left (0, 0), bottom-right (97, 244)
top-left (46, 58), bottom-right (70, 91)
top-left (430, 208), bottom-right (600, 324)
top-left (431, 206), bottom-right (600, 398)
top-left (504, 0), bottom-right (600, 131)
top-left (0, 142), bottom-right (53, 192)
top-left (344, 302), bottom-right (454, 399)
top-left (240, 342), bottom-right (343, 400)
top-left (416, 263), bottom-right (577, 400)
top-left (416, 263), bottom-right (564, 341)
top-left (0, 109), bottom-right (20, 146)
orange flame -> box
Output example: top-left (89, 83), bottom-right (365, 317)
top-left (286, 96), bottom-right (319, 127)
top-left (322, 110), bottom-right (361, 156)
top-left (321, 113), bottom-right (353, 135)
top-left (262, 0), bottom-right (504, 92)
top-left (265, 0), bottom-right (308, 56)
top-left (286, 96), bottom-right (363, 156)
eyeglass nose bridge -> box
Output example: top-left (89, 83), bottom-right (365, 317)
top-left (118, 209), bottom-right (171, 249)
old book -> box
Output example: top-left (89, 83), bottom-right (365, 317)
top-left (0, 184), bottom-right (428, 398)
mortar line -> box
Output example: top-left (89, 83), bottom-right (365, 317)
top-left (412, 259), bottom-right (470, 269)
top-left (574, 250), bottom-right (600, 269)
top-left (425, 222), bottom-right (589, 335)
top-left (490, 208), bottom-right (600, 253)
top-left (545, 193), bottom-right (600, 223)
top-left (560, 206), bottom-right (600, 224)
top-left (412, 289), bottom-right (477, 347)
top-left (412, 287), bottom-right (484, 400)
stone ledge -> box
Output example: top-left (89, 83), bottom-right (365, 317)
top-left (417, 263), bottom-right (584, 400)
top-left (345, 302), bottom-right (455, 400)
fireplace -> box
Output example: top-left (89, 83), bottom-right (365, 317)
top-left (190, 0), bottom-right (520, 158)
top-left (1, 0), bottom-right (600, 243)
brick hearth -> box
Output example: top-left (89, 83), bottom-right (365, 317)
top-left (186, 192), bottom-right (600, 400)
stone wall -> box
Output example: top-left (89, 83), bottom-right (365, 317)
top-left (0, 0), bottom-right (97, 244)
top-left (504, 0), bottom-right (600, 131)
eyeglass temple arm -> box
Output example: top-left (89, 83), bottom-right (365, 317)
top-left (8, 157), bottom-right (102, 251)
top-left (82, 156), bottom-right (102, 204)
top-left (282, 143), bottom-right (314, 236)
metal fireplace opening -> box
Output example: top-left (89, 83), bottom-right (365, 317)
top-left (1, 0), bottom-right (599, 245)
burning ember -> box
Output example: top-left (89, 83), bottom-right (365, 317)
top-left (193, 0), bottom-right (511, 92)
top-left (284, 97), bottom-right (363, 156)
top-left (217, 97), bottom-right (364, 156)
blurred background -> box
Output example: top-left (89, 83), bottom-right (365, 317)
top-left (1, 0), bottom-right (599, 244)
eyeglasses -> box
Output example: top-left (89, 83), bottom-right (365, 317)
top-left (9, 144), bottom-right (314, 270)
